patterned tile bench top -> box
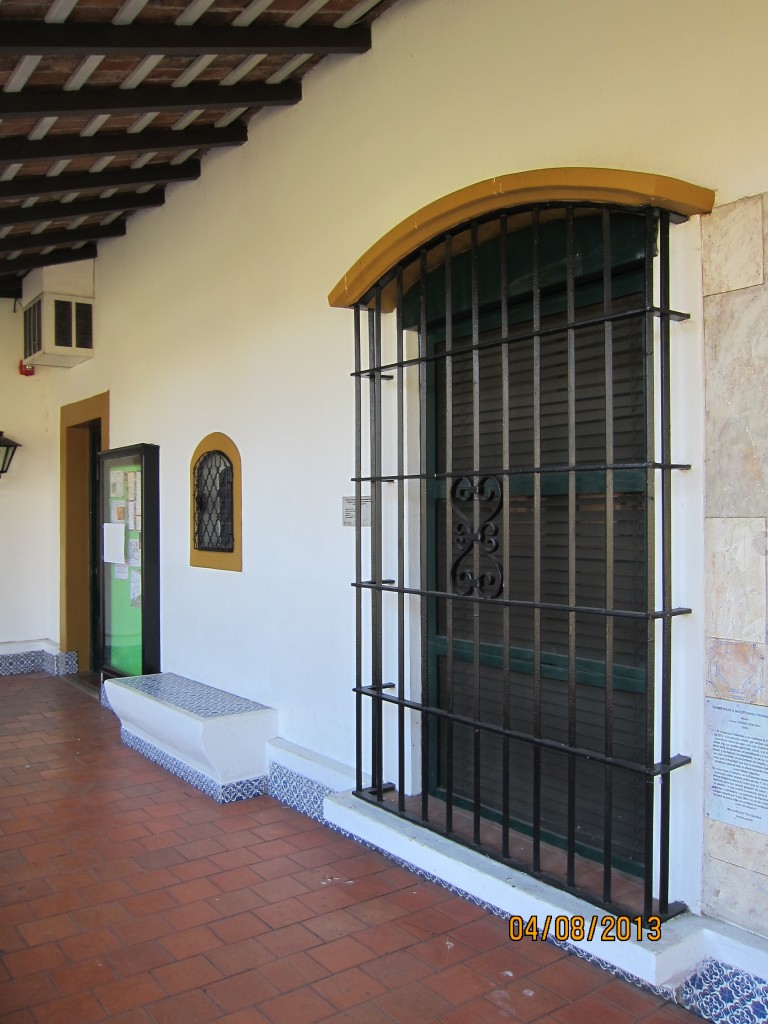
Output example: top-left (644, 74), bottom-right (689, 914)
top-left (113, 672), bottom-right (268, 718)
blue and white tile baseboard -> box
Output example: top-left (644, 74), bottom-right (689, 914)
top-left (0, 643), bottom-right (77, 677)
top-left (268, 761), bottom-right (333, 821)
top-left (680, 959), bottom-right (768, 1023)
top-left (120, 728), bottom-right (268, 803)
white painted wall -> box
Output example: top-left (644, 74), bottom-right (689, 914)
top-left (7, 0), bottom-right (768, 926)
top-left (0, 300), bottom-right (58, 643)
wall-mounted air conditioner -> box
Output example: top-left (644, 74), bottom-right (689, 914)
top-left (23, 293), bottom-right (94, 367)
top-left (20, 258), bottom-right (95, 368)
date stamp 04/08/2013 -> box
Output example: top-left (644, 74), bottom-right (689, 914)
top-left (509, 915), bottom-right (662, 943)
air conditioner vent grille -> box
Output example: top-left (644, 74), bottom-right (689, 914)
top-left (23, 299), bottom-right (42, 359)
top-left (54, 299), bottom-right (73, 347)
top-left (75, 302), bottom-right (93, 349)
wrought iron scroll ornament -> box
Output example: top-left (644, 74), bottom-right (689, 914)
top-left (449, 475), bottom-right (503, 598)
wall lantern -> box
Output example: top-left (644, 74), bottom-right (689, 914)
top-left (0, 433), bottom-right (21, 479)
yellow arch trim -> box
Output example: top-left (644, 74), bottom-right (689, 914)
top-left (328, 167), bottom-right (715, 309)
top-left (189, 432), bottom-right (242, 572)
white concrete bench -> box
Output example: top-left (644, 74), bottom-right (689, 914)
top-left (104, 672), bottom-right (278, 803)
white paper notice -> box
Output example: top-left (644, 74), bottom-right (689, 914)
top-left (130, 568), bottom-right (142, 607)
top-left (114, 563), bottom-right (129, 580)
top-left (706, 698), bottom-right (768, 835)
top-left (127, 537), bottom-right (141, 567)
top-left (103, 523), bottom-right (126, 564)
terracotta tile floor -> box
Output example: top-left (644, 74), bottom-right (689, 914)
top-left (0, 674), bottom-right (701, 1024)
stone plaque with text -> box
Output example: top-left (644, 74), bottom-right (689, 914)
top-left (706, 698), bottom-right (768, 835)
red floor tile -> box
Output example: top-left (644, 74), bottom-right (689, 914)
top-left (312, 964), bottom-right (385, 1009)
top-left (259, 986), bottom-right (336, 1024)
top-left (552, 991), bottom-right (637, 1024)
top-left (30, 992), bottom-right (105, 1024)
top-left (421, 961), bottom-right (495, 1004)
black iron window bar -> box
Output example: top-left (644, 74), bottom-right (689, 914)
top-left (351, 204), bottom-right (691, 923)
top-left (193, 449), bottom-right (234, 552)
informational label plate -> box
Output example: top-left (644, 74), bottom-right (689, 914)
top-left (706, 698), bottom-right (768, 835)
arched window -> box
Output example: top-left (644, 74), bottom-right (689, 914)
top-left (189, 433), bottom-right (242, 571)
top-left (333, 170), bottom-right (714, 921)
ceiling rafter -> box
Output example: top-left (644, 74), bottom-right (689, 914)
top-left (0, 243), bottom-right (99, 278)
top-left (0, 220), bottom-right (127, 255)
top-left (0, 82), bottom-right (302, 120)
top-left (0, 190), bottom-right (166, 227)
top-left (0, 123), bottom-right (248, 165)
top-left (0, 162), bottom-right (201, 202)
top-left (0, 22), bottom-right (372, 56)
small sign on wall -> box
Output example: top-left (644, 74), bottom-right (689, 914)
top-left (342, 495), bottom-right (371, 527)
top-left (706, 698), bottom-right (768, 835)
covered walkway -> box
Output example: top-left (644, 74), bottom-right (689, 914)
top-left (0, 674), bottom-right (698, 1024)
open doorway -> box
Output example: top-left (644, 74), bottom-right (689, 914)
top-left (60, 392), bottom-right (109, 678)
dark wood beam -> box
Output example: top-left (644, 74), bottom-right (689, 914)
top-left (0, 280), bottom-right (22, 298)
top-left (0, 190), bottom-right (165, 227)
top-left (0, 81), bottom-right (301, 120)
top-left (0, 22), bottom-right (371, 56)
top-left (0, 123), bottom-right (247, 165)
top-left (0, 161), bottom-right (200, 201)
top-left (0, 221), bottom-right (126, 255)
top-left (0, 243), bottom-right (98, 277)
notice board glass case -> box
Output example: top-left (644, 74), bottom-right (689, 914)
top-left (98, 443), bottom-right (160, 677)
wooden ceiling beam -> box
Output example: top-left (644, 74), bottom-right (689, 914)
top-left (0, 189), bottom-right (165, 227)
top-left (0, 123), bottom-right (247, 164)
top-left (0, 220), bottom-right (126, 255)
top-left (0, 22), bottom-right (371, 55)
top-left (0, 243), bottom-right (98, 277)
top-left (0, 161), bottom-right (201, 201)
top-left (0, 82), bottom-right (301, 119)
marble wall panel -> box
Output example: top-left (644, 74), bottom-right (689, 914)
top-left (705, 518), bottom-right (767, 643)
top-left (704, 285), bottom-right (768, 517)
top-left (702, 855), bottom-right (768, 935)
top-left (706, 637), bottom-right (768, 705)
top-left (705, 818), bottom-right (768, 876)
top-left (701, 195), bottom-right (764, 296)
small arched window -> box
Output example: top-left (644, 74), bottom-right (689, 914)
top-left (194, 450), bottom-right (233, 552)
top-left (190, 433), bottom-right (242, 571)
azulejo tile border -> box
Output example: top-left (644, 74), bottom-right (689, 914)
top-left (680, 957), bottom-right (768, 1024)
top-left (120, 728), bottom-right (267, 804)
top-left (268, 762), bottom-right (333, 821)
top-left (0, 649), bottom-right (77, 677)
top-left (116, 672), bottom-right (268, 718)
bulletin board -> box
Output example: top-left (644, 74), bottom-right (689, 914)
top-left (99, 444), bottom-right (160, 677)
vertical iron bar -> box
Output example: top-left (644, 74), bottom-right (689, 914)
top-left (602, 210), bottom-right (615, 905)
top-left (658, 211), bottom-right (672, 917)
top-left (419, 249), bottom-right (430, 823)
top-left (643, 207), bottom-right (657, 918)
top-left (471, 221), bottom-right (482, 846)
top-left (566, 208), bottom-right (577, 888)
top-left (444, 235), bottom-right (455, 835)
top-left (370, 299), bottom-right (384, 801)
top-left (354, 305), bottom-right (363, 795)
top-left (500, 214), bottom-right (511, 860)
top-left (396, 267), bottom-right (406, 814)
top-left (532, 208), bottom-right (543, 873)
